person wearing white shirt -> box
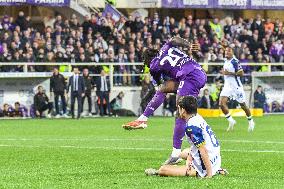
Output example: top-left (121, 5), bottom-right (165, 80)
top-left (219, 47), bottom-right (255, 132)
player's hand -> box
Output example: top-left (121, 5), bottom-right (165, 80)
top-left (162, 156), bottom-right (182, 165)
top-left (82, 93), bottom-right (85, 97)
top-left (220, 69), bottom-right (225, 75)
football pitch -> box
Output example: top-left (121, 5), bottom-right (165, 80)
top-left (0, 116), bottom-right (284, 189)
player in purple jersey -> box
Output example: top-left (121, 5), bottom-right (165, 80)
top-left (122, 36), bottom-right (207, 164)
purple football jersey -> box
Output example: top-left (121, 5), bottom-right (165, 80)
top-left (150, 41), bottom-right (202, 83)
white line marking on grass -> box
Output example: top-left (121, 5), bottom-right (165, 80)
top-left (0, 138), bottom-right (284, 145)
top-left (0, 144), bottom-right (284, 154)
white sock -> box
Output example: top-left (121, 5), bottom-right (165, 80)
top-left (171, 147), bottom-right (182, 158)
top-left (137, 114), bottom-right (148, 121)
top-left (225, 113), bottom-right (234, 122)
top-left (247, 116), bottom-right (253, 122)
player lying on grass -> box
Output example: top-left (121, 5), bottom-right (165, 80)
top-left (219, 47), bottom-right (255, 132)
top-left (145, 96), bottom-right (227, 178)
top-left (122, 37), bottom-right (207, 165)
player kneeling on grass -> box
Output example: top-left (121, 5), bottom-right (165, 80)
top-left (145, 96), bottom-right (227, 178)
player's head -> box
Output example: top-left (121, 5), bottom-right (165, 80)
top-left (178, 96), bottom-right (198, 119)
top-left (142, 48), bottom-right (159, 68)
top-left (225, 46), bottom-right (234, 59)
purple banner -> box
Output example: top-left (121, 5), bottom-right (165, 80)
top-left (162, 0), bottom-right (284, 9)
top-left (162, 0), bottom-right (213, 8)
top-left (103, 4), bottom-right (123, 22)
top-left (0, 0), bottom-right (70, 6)
top-left (216, 0), bottom-right (249, 9)
top-left (250, 0), bottom-right (284, 9)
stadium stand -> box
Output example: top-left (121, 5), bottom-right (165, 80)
top-left (1, 11), bottom-right (283, 75)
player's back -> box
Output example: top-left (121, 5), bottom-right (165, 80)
top-left (150, 41), bottom-right (201, 80)
top-left (185, 114), bottom-right (221, 177)
top-left (223, 57), bottom-right (243, 88)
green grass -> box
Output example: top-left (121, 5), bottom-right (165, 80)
top-left (0, 115), bottom-right (284, 189)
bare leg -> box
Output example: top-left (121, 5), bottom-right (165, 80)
top-left (180, 148), bottom-right (190, 160)
top-left (219, 96), bottom-right (230, 115)
top-left (240, 102), bottom-right (251, 117)
top-left (158, 165), bottom-right (196, 177)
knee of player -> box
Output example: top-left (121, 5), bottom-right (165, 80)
top-left (219, 101), bottom-right (225, 108)
top-left (180, 148), bottom-right (190, 160)
top-left (158, 165), bottom-right (167, 175)
top-left (240, 103), bottom-right (246, 109)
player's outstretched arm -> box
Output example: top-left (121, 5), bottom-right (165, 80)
top-left (198, 145), bottom-right (213, 178)
top-left (169, 36), bottom-right (191, 48)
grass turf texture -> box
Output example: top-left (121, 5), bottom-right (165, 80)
top-left (0, 116), bottom-right (284, 189)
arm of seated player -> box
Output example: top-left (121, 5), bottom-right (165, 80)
top-left (169, 36), bottom-right (191, 48)
top-left (198, 144), bottom-right (213, 178)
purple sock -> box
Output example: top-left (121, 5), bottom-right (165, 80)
top-left (143, 91), bottom-right (166, 117)
top-left (173, 118), bottom-right (186, 149)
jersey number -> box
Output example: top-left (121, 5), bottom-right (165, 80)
top-left (160, 48), bottom-right (184, 67)
top-left (206, 125), bottom-right (219, 147)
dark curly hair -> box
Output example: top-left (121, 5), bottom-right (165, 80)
top-left (178, 96), bottom-right (198, 114)
top-left (142, 48), bottom-right (159, 68)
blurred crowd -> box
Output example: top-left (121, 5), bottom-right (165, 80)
top-left (0, 11), bottom-right (284, 79)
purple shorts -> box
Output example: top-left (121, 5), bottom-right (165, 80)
top-left (177, 70), bottom-right (207, 97)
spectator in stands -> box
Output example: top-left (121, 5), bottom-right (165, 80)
top-left (34, 86), bottom-right (53, 118)
top-left (50, 67), bottom-right (67, 118)
top-left (0, 10), bottom-right (284, 80)
top-left (82, 68), bottom-right (94, 116)
top-left (96, 69), bottom-right (110, 116)
top-left (15, 11), bottom-right (28, 31)
top-left (254, 85), bottom-right (266, 110)
top-left (199, 89), bottom-right (214, 109)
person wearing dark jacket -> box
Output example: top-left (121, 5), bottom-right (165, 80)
top-left (82, 68), bottom-right (94, 116)
top-left (200, 89), bottom-right (214, 109)
top-left (12, 102), bottom-right (24, 117)
top-left (34, 86), bottom-right (53, 118)
top-left (95, 69), bottom-right (111, 116)
top-left (68, 67), bottom-right (85, 119)
top-left (15, 11), bottom-right (28, 31)
top-left (254, 85), bottom-right (266, 110)
top-left (50, 67), bottom-right (67, 118)
top-left (2, 104), bottom-right (12, 117)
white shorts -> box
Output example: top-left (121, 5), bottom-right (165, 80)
top-left (192, 155), bottom-right (221, 177)
top-left (220, 85), bottom-right (246, 103)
